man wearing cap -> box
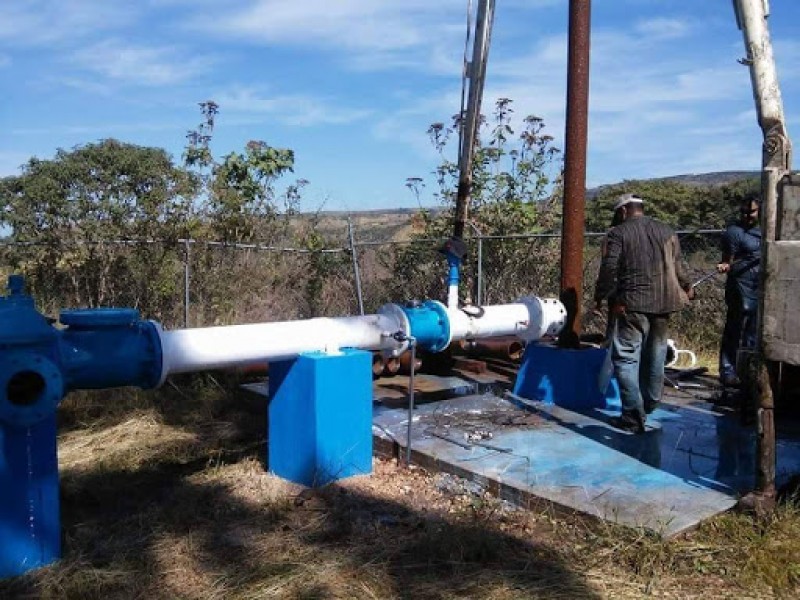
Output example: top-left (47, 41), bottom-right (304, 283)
top-left (716, 192), bottom-right (761, 387)
top-left (594, 193), bottom-right (695, 433)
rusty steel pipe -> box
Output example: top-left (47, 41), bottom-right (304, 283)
top-left (559, 0), bottom-right (592, 349)
top-left (233, 362), bottom-right (270, 377)
top-left (383, 356), bottom-right (401, 377)
top-left (372, 352), bottom-right (385, 379)
top-left (460, 337), bottom-right (525, 362)
top-left (398, 350), bottom-right (423, 375)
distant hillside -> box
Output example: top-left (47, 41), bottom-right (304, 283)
top-left (656, 170), bottom-right (760, 186)
top-left (296, 171), bottom-right (760, 242)
top-left (586, 170), bottom-right (759, 199)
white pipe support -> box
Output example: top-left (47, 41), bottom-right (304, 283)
top-left (155, 306), bottom-right (409, 385)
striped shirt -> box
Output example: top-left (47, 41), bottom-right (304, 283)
top-left (594, 215), bottom-right (690, 314)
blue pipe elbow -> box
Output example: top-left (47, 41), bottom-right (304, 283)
top-left (447, 254), bottom-right (460, 288)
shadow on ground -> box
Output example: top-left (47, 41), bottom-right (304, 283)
top-left (1, 378), bottom-right (601, 600)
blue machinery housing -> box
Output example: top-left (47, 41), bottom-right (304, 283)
top-left (0, 276), bottom-right (163, 578)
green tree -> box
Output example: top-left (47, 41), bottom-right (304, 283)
top-left (0, 139), bottom-right (196, 320)
top-left (390, 98), bottom-right (563, 304)
top-left (585, 178), bottom-right (760, 232)
top-left (184, 101), bottom-right (305, 244)
top-left (181, 101), bottom-right (314, 322)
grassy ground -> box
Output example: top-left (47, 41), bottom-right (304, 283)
top-left (2, 378), bottom-right (799, 599)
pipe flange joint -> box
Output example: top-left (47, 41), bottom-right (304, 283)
top-left (404, 300), bottom-right (451, 353)
top-left (0, 351), bottom-right (64, 428)
top-left (376, 304), bottom-right (411, 357)
top-left (517, 296), bottom-right (567, 341)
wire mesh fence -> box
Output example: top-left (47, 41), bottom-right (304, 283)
top-left (0, 226), bottom-right (727, 356)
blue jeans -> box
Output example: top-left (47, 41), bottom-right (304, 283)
top-left (611, 312), bottom-right (670, 423)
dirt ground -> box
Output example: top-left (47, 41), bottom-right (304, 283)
top-left (1, 379), bottom-right (798, 599)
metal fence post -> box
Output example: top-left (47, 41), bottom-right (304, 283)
top-left (183, 239), bottom-right (190, 328)
top-left (477, 236), bottom-right (484, 306)
top-left (347, 217), bottom-right (365, 315)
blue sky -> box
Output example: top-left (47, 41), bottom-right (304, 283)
top-left (1, 0), bottom-right (799, 212)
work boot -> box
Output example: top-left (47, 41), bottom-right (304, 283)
top-left (609, 414), bottom-right (645, 434)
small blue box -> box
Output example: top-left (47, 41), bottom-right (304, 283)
top-left (268, 349), bottom-right (373, 487)
top-left (513, 342), bottom-right (620, 410)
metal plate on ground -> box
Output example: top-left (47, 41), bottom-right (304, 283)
top-left (373, 391), bottom-right (800, 537)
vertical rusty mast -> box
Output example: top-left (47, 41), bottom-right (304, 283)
top-left (558, 0), bottom-right (592, 348)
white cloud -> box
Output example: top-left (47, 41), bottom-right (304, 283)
top-left (0, 54), bottom-right (10, 68)
top-left (634, 17), bottom-right (691, 41)
top-left (70, 40), bottom-right (214, 87)
top-left (189, 1), bottom-right (446, 51)
top-left (215, 86), bottom-right (374, 127)
top-left (371, 90), bottom-right (462, 161)
top-left (373, 13), bottom-right (771, 190)
top-left (0, 1), bottom-right (136, 46)
top-left (9, 122), bottom-right (178, 137)
top-left (183, 0), bottom-right (511, 72)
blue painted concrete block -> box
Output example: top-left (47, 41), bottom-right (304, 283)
top-left (268, 349), bottom-right (373, 487)
top-left (513, 342), bottom-right (620, 410)
top-left (0, 416), bottom-right (61, 578)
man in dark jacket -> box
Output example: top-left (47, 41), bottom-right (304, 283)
top-left (594, 194), bottom-right (694, 433)
top-left (717, 192), bottom-right (761, 387)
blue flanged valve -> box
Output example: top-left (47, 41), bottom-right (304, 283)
top-left (0, 276), bottom-right (64, 428)
top-left (0, 276), bottom-right (163, 428)
top-left (59, 307), bottom-right (162, 393)
top-left (402, 300), bottom-right (451, 353)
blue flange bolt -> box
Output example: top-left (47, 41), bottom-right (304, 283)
top-left (0, 276), bottom-right (163, 578)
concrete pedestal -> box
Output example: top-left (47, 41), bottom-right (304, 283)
top-left (268, 349), bottom-right (373, 486)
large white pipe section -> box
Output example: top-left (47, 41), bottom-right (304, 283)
top-left (155, 297), bottom-right (566, 385)
top-left (448, 297), bottom-right (567, 344)
top-left (156, 307), bottom-right (409, 384)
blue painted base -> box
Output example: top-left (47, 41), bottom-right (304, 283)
top-left (0, 417), bottom-right (61, 578)
top-left (513, 342), bottom-right (620, 410)
top-left (268, 349), bottom-right (373, 487)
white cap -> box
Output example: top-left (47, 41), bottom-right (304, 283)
top-left (613, 193), bottom-right (644, 211)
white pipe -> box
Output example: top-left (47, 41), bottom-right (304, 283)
top-left (156, 308), bottom-right (408, 384)
top-left (448, 297), bottom-right (566, 343)
top-left (447, 284), bottom-right (459, 310)
top-left (154, 297), bottom-right (566, 385)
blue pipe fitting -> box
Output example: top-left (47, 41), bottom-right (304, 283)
top-left (60, 308), bottom-right (162, 393)
top-left (0, 277), bottom-right (166, 578)
top-left (447, 254), bottom-right (460, 289)
top-left (0, 277), bottom-right (63, 428)
top-left (0, 277), bottom-right (163, 428)
top-left (402, 300), bottom-right (451, 353)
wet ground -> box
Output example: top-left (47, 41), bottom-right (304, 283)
top-left (372, 372), bottom-right (800, 536)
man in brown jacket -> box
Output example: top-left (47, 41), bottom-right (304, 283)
top-left (594, 194), bottom-right (694, 433)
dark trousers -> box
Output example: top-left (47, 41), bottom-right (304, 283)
top-left (719, 288), bottom-right (757, 379)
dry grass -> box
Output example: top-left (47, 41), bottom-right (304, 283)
top-left (2, 381), bottom-right (799, 599)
